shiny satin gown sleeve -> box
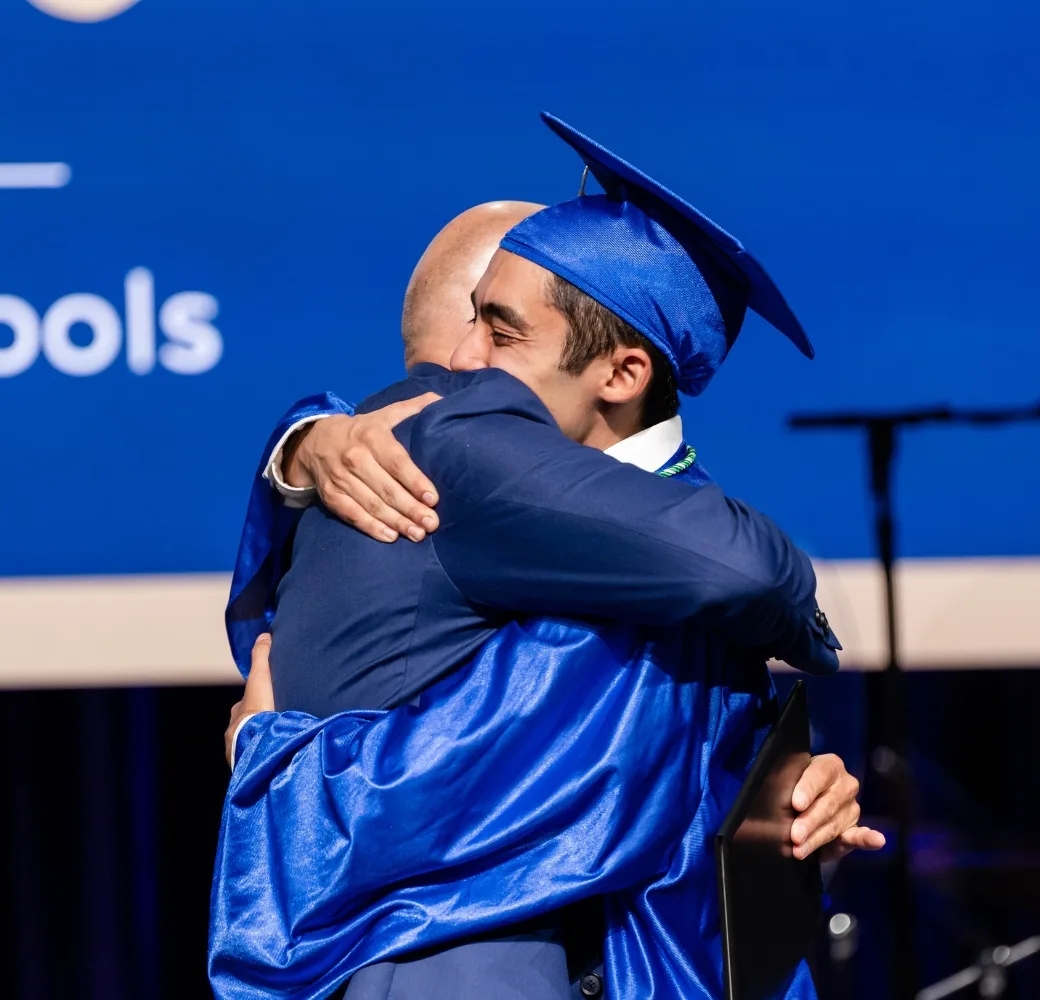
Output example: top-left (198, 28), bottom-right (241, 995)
top-left (224, 392), bottom-right (354, 676)
top-left (410, 369), bottom-right (840, 674)
top-left (209, 620), bottom-right (704, 1000)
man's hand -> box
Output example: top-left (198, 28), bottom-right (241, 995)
top-left (225, 634), bottom-right (277, 769)
top-left (284, 393), bottom-right (442, 543)
top-left (790, 753), bottom-right (886, 861)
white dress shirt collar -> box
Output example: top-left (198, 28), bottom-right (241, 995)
top-left (603, 415), bottom-right (685, 473)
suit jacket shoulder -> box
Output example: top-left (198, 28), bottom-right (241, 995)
top-left (356, 364), bottom-right (482, 415)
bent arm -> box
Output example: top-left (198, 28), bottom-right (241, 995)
top-left (412, 370), bottom-right (838, 672)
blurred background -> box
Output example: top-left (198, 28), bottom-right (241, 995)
top-left (0, 0), bottom-right (1038, 997)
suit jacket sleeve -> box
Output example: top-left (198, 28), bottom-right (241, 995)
top-left (411, 369), bottom-right (839, 673)
top-left (225, 392), bottom-right (354, 677)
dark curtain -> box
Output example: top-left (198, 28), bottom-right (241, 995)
top-left (782, 669), bottom-right (1040, 1000)
top-left (0, 685), bottom-right (237, 1000)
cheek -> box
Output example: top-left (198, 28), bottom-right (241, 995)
top-left (488, 344), bottom-right (542, 383)
top-left (487, 342), bottom-right (565, 400)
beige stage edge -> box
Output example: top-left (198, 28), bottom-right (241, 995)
top-left (0, 558), bottom-right (1038, 688)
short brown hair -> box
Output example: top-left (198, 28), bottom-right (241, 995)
top-left (546, 273), bottom-right (679, 428)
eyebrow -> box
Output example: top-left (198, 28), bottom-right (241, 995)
top-left (479, 299), bottom-right (532, 335)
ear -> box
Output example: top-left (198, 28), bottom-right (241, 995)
top-left (597, 345), bottom-right (653, 406)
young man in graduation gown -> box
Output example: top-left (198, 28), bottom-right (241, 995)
top-left (212, 116), bottom-right (878, 1000)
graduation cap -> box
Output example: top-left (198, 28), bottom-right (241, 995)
top-left (499, 112), bottom-right (814, 396)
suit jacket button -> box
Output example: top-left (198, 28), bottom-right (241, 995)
top-left (580, 974), bottom-right (603, 997)
top-left (814, 607), bottom-right (830, 633)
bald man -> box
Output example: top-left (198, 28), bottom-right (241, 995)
top-left (219, 202), bottom-right (874, 1000)
top-left (401, 202), bottom-right (547, 367)
top-left (265, 202), bottom-right (545, 544)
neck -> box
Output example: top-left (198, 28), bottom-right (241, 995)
top-left (579, 401), bottom-right (644, 453)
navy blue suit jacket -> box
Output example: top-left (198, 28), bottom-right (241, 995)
top-left (267, 363), bottom-right (838, 1000)
top-left (273, 364), bottom-right (837, 717)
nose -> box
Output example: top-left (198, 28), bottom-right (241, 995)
top-left (450, 324), bottom-right (490, 372)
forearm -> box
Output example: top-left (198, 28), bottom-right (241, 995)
top-left (263, 413), bottom-right (335, 502)
top-left (410, 373), bottom-right (837, 663)
top-left (279, 422), bottom-right (315, 489)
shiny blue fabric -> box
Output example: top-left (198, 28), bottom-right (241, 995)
top-left (502, 113), bottom-right (814, 396)
top-left (503, 196), bottom-right (734, 399)
top-left (226, 392), bottom-right (354, 677)
top-left (210, 456), bottom-right (818, 1000)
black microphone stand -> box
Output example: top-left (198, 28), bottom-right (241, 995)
top-left (787, 403), bottom-right (1040, 1000)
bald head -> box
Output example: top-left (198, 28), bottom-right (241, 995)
top-left (401, 200), bottom-right (544, 368)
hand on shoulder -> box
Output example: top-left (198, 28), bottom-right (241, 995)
top-left (286, 394), bottom-right (442, 542)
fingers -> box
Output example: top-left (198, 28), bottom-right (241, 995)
top-left (225, 635), bottom-right (275, 769)
top-left (791, 755), bottom-right (861, 860)
top-left (793, 796), bottom-right (861, 859)
top-left (839, 825), bottom-right (886, 851)
top-left (371, 399), bottom-right (440, 508)
top-left (224, 698), bottom-right (245, 769)
top-left (248, 632), bottom-right (272, 678)
top-left (817, 824), bottom-right (887, 863)
top-left (242, 634), bottom-right (275, 713)
top-left (791, 753), bottom-right (842, 812)
top-left (252, 632), bottom-right (271, 651)
top-left (312, 399), bottom-right (442, 540)
top-left (346, 446), bottom-right (439, 535)
top-left (376, 437), bottom-right (440, 514)
top-left (793, 798), bottom-right (861, 860)
top-left (318, 451), bottom-right (438, 542)
top-left (320, 470), bottom-right (418, 542)
top-left (320, 487), bottom-right (399, 543)
top-left (381, 392), bottom-right (442, 430)
top-left (791, 769), bottom-right (861, 860)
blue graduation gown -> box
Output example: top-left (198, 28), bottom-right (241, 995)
top-left (212, 367), bottom-right (837, 999)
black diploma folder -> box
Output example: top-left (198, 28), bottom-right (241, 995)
top-left (716, 680), bottom-right (823, 1000)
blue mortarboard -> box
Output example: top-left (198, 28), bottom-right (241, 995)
top-left (500, 112), bottom-right (814, 396)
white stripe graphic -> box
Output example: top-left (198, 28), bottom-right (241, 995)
top-left (0, 162), bottom-right (72, 189)
top-left (774, 557), bottom-right (1040, 672)
top-left (0, 558), bottom-right (1038, 688)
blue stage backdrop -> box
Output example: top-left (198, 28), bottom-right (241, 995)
top-left (1, 0), bottom-right (1038, 579)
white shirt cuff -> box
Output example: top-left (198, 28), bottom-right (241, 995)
top-left (263, 413), bottom-right (334, 508)
top-left (231, 713), bottom-right (258, 768)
